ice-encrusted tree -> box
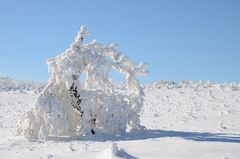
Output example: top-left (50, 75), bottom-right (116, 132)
top-left (16, 26), bottom-right (149, 139)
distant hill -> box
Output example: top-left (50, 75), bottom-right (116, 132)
top-left (0, 77), bottom-right (45, 92)
top-left (1, 77), bottom-right (240, 93)
top-left (145, 80), bottom-right (240, 91)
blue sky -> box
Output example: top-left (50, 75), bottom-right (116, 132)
top-left (0, 0), bottom-right (240, 83)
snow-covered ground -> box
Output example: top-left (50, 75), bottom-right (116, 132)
top-left (0, 78), bottom-right (240, 159)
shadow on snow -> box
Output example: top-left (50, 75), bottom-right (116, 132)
top-left (45, 130), bottom-right (240, 159)
top-left (117, 149), bottom-right (138, 159)
top-left (68, 129), bottom-right (240, 143)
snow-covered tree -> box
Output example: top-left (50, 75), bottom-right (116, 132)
top-left (16, 26), bottom-right (149, 139)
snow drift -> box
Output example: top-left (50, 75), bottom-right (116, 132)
top-left (16, 26), bottom-right (149, 139)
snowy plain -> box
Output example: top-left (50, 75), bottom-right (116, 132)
top-left (0, 78), bottom-right (240, 159)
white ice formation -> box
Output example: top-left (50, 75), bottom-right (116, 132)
top-left (16, 26), bottom-right (149, 139)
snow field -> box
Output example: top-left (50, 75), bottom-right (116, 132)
top-left (0, 81), bottom-right (240, 158)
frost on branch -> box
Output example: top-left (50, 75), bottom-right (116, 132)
top-left (16, 26), bottom-right (149, 139)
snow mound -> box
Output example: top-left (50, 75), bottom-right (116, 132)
top-left (16, 26), bottom-right (148, 139)
top-left (0, 77), bottom-right (45, 92)
top-left (103, 142), bottom-right (136, 159)
top-left (103, 142), bottom-right (121, 159)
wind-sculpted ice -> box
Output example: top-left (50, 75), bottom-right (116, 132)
top-left (16, 26), bottom-right (149, 139)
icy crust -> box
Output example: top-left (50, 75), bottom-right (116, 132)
top-left (16, 26), bottom-right (148, 139)
top-left (0, 77), bottom-right (45, 93)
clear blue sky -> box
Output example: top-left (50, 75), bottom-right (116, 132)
top-left (0, 0), bottom-right (240, 83)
